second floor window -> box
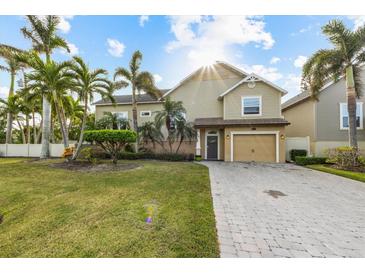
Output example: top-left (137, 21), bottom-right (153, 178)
top-left (340, 102), bottom-right (363, 129)
top-left (242, 96), bottom-right (261, 116)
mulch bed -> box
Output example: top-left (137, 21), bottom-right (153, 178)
top-left (49, 161), bottom-right (141, 172)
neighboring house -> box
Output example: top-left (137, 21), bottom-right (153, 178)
top-left (282, 69), bottom-right (365, 156)
top-left (94, 61), bottom-right (289, 162)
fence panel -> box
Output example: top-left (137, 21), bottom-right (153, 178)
top-left (0, 144), bottom-right (64, 158)
top-left (285, 136), bottom-right (310, 161)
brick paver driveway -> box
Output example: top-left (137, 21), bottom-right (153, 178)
top-left (203, 161), bottom-right (365, 258)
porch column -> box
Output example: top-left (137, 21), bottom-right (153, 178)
top-left (195, 128), bottom-right (201, 156)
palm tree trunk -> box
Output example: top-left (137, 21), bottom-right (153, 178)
top-left (132, 87), bottom-right (139, 152)
top-left (72, 98), bottom-right (88, 160)
top-left (5, 113), bottom-right (13, 144)
top-left (52, 90), bottom-right (69, 148)
top-left (5, 71), bottom-right (15, 144)
top-left (32, 109), bottom-right (37, 144)
top-left (26, 115), bottom-right (30, 144)
top-left (16, 119), bottom-right (26, 144)
top-left (346, 65), bottom-right (358, 148)
top-left (40, 95), bottom-right (51, 159)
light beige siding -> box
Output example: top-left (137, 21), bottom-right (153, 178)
top-left (168, 64), bottom-right (242, 121)
top-left (223, 82), bottom-right (282, 119)
top-left (95, 103), bottom-right (163, 125)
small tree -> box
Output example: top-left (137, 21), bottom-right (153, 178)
top-left (83, 129), bottom-right (137, 164)
top-left (138, 121), bottom-right (165, 149)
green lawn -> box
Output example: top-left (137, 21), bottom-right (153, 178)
top-left (0, 158), bottom-right (219, 257)
top-left (307, 164), bottom-right (365, 183)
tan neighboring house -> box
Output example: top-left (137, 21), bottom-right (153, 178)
top-left (282, 69), bottom-right (365, 156)
top-left (94, 61), bottom-right (290, 162)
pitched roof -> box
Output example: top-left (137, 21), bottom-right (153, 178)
top-left (218, 73), bottom-right (288, 99)
top-left (194, 117), bottom-right (290, 127)
top-left (93, 89), bottom-right (170, 105)
top-left (281, 91), bottom-right (312, 110)
top-left (161, 61), bottom-right (248, 99)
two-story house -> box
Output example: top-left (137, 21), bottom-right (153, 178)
top-left (282, 69), bottom-right (365, 156)
top-left (94, 61), bottom-right (290, 162)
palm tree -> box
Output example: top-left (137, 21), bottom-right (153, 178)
top-left (302, 20), bottom-right (365, 148)
top-left (69, 56), bottom-right (115, 160)
top-left (138, 121), bottom-right (165, 150)
top-left (96, 112), bottom-right (130, 130)
top-left (17, 51), bottom-right (73, 149)
top-left (114, 50), bottom-right (161, 132)
top-left (155, 97), bottom-right (187, 152)
top-left (175, 119), bottom-right (196, 153)
top-left (21, 15), bottom-right (70, 158)
top-left (0, 96), bottom-right (25, 143)
top-left (0, 44), bottom-right (26, 143)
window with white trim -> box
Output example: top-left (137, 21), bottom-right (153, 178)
top-left (340, 102), bottom-right (363, 129)
top-left (140, 110), bottom-right (152, 117)
top-left (242, 96), bottom-right (261, 116)
top-left (112, 111), bottom-right (128, 120)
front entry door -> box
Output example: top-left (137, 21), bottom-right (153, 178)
top-left (207, 135), bottom-right (218, 160)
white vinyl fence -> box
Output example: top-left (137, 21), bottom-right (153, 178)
top-left (285, 136), bottom-right (310, 161)
top-left (0, 144), bottom-right (65, 158)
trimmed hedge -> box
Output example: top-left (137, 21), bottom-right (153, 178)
top-left (84, 129), bottom-right (137, 143)
top-left (117, 152), bottom-right (195, 161)
top-left (290, 149), bottom-right (307, 161)
top-left (295, 156), bottom-right (327, 166)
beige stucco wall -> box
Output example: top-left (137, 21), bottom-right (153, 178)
top-left (223, 126), bottom-right (286, 163)
top-left (223, 82), bottom-right (282, 120)
top-left (95, 103), bottom-right (163, 126)
top-left (168, 64), bottom-right (242, 122)
top-left (282, 98), bottom-right (316, 153)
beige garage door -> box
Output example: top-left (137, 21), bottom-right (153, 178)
top-left (233, 134), bottom-right (276, 162)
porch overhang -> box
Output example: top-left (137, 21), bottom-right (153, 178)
top-left (194, 117), bottom-right (290, 128)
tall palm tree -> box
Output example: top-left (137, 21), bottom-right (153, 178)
top-left (0, 44), bottom-right (26, 143)
top-left (21, 15), bottom-right (70, 158)
top-left (154, 97), bottom-right (187, 152)
top-left (69, 56), bottom-right (115, 160)
top-left (17, 51), bottom-right (73, 148)
top-left (302, 20), bottom-right (365, 148)
top-left (114, 50), bottom-right (161, 132)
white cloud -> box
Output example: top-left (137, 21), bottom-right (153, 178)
top-left (282, 73), bottom-right (302, 98)
top-left (139, 15), bottom-right (149, 27)
top-left (165, 16), bottom-right (274, 68)
top-left (0, 86), bottom-right (8, 99)
top-left (58, 16), bottom-right (74, 33)
top-left (107, 38), bottom-right (125, 57)
top-left (60, 41), bottom-right (79, 56)
top-left (294, 55), bottom-right (308, 68)
top-left (270, 57), bottom-right (280, 64)
top-left (348, 16), bottom-right (365, 30)
top-left (153, 74), bottom-right (163, 83)
top-left (239, 64), bottom-right (283, 82)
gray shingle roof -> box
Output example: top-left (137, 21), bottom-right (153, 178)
top-left (281, 91), bottom-right (311, 110)
top-left (194, 117), bottom-right (290, 127)
top-left (93, 89), bottom-right (170, 105)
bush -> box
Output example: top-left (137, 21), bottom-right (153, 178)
top-left (327, 146), bottom-right (363, 169)
top-left (84, 130), bottom-right (137, 164)
top-left (295, 156), bottom-right (327, 166)
top-left (117, 152), bottom-right (194, 161)
top-left (290, 149), bottom-right (307, 161)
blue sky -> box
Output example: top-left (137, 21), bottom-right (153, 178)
top-left (0, 15), bottom-right (364, 102)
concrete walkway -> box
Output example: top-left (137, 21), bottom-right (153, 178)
top-left (203, 161), bottom-right (365, 258)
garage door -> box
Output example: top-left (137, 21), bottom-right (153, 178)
top-left (233, 134), bottom-right (276, 162)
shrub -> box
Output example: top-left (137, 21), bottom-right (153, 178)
top-left (295, 156), bottom-right (327, 166)
top-left (290, 149), bottom-right (307, 161)
top-left (327, 146), bottom-right (363, 169)
top-left (79, 147), bottom-right (99, 164)
top-left (84, 130), bottom-right (137, 164)
top-left (117, 152), bottom-right (194, 161)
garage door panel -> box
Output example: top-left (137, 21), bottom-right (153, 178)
top-left (233, 134), bottom-right (276, 162)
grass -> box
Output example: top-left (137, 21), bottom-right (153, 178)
top-left (307, 164), bottom-right (365, 183)
top-left (0, 158), bottom-right (219, 257)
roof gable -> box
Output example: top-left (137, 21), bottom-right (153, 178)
top-left (218, 73), bottom-right (288, 100)
top-left (161, 61), bottom-right (247, 99)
